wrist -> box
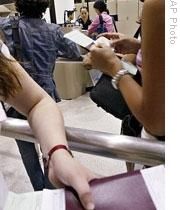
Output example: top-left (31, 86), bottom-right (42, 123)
top-left (43, 144), bottom-right (73, 169)
top-left (111, 60), bottom-right (137, 89)
top-left (111, 57), bottom-right (123, 77)
top-left (111, 69), bottom-right (129, 89)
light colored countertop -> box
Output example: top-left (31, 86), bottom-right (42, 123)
top-left (55, 57), bottom-right (84, 63)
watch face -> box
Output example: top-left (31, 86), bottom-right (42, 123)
top-left (121, 61), bottom-right (137, 75)
top-left (111, 69), bottom-right (128, 90)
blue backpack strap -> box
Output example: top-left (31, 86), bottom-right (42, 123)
top-left (98, 14), bottom-right (107, 33)
top-left (10, 16), bottom-right (21, 61)
top-left (99, 15), bottom-right (104, 25)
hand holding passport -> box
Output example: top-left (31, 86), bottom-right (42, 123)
top-left (66, 165), bottom-right (164, 210)
top-left (1, 165), bottom-right (164, 210)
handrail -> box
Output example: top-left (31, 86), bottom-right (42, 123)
top-left (0, 118), bottom-right (165, 166)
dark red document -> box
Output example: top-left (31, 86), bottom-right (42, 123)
top-left (66, 168), bottom-right (161, 210)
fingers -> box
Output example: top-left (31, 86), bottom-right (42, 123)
top-left (80, 192), bottom-right (95, 210)
top-left (83, 53), bottom-right (92, 70)
top-left (70, 165), bottom-right (96, 210)
top-left (95, 37), bottom-right (111, 48)
top-left (94, 173), bottom-right (103, 179)
top-left (115, 53), bottom-right (124, 59)
top-left (71, 176), bottom-right (95, 210)
top-left (96, 32), bottom-right (120, 40)
top-left (110, 39), bottom-right (121, 48)
top-left (110, 39), bottom-right (129, 54)
top-left (49, 167), bottom-right (95, 210)
top-left (96, 32), bottom-right (109, 39)
top-left (117, 32), bottom-right (126, 39)
top-left (97, 32), bottom-right (126, 41)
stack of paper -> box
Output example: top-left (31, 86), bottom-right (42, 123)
top-left (0, 175), bottom-right (65, 210)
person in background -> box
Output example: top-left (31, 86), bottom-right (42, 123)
top-left (0, 0), bottom-right (81, 191)
top-left (0, 40), bottom-right (96, 210)
top-left (84, 0), bottom-right (165, 140)
top-left (88, 0), bottom-right (114, 38)
top-left (76, 6), bottom-right (92, 30)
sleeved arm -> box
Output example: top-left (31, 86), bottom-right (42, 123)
top-left (56, 28), bottom-right (81, 59)
top-left (88, 15), bottom-right (99, 35)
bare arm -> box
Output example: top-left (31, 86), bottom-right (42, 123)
top-left (88, 15), bottom-right (99, 35)
top-left (115, 0), bottom-right (165, 135)
top-left (140, 0), bottom-right (165, 135)
top-left (87, 0), bottom-right (165, 136)
top-left (117, 0), bottom-right (165, 135)
top-left (1, 60), bottom-right (95, 210)
top-left (4, 61), bottom-right (67, 153)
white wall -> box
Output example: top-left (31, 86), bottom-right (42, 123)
top-left (75, 0), bottom-right (143, 36)
top-left (54, 0), bottom-right (74, 24)
top-left (43, 8), bottom-right (51, 23)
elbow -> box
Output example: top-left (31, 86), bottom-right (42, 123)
top-left (141, 111), bottom-right (165, 136)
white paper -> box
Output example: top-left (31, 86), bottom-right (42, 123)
top-left (89, 69), bottom-right (103, 86)
top-left (41, 189), bottom-right (65, 210)
top-left (3, 191), bottom-right (43, 210)
top-left (3, 189), bottom-right (65, 210)
top-left (121, 61), bottom-right (138, 75)
top-left (64, 30), bottom-right (94, 49)
top-left (141, 165), bottom-right (165, 210)
top-left (0, 173), bottom-right (8, 210)
top-left (0, 103), bottom-right (7, 122)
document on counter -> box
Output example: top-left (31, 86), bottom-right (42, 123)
top-left (3, 189), bottom-right (65, 210)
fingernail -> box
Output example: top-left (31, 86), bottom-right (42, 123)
top-left (87, 202), bottom-right (95, 210)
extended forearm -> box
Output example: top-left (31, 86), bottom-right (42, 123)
top-left (27, 97), bottom-right (67, 155)
top-left (117, 75), bottom-right (145, 124)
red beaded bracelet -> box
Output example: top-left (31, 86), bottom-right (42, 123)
top-left (43, 144), bottom-right (73, 169)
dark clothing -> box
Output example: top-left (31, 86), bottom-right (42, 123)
top-left (76, 17), bottom-right (92, 30)
top-left (155, 135), bottom-right (165, 141)
top-left (0, 16), bottom-right (81, 191)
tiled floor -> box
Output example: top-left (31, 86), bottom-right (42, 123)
top-left (0, 93), bottom-right (127, 193)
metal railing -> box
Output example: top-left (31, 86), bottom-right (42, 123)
top-left (0, 118), bottom-right (165, 166)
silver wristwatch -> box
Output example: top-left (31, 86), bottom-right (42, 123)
top-left (111, 61), bottom-right (138, 89)
top-left (111, 69), bottom-right (129, 89)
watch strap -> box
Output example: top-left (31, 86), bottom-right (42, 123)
top-left (111, 69), bottom-right (129, 89)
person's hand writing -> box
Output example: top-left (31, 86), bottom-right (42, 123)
top-left (89, 45), bottom-right (121, 77)
top-left (48, 150), bottom-right (97, 210)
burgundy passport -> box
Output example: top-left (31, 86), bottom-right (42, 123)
top-left (65, 170), bottom-right (156, 210)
